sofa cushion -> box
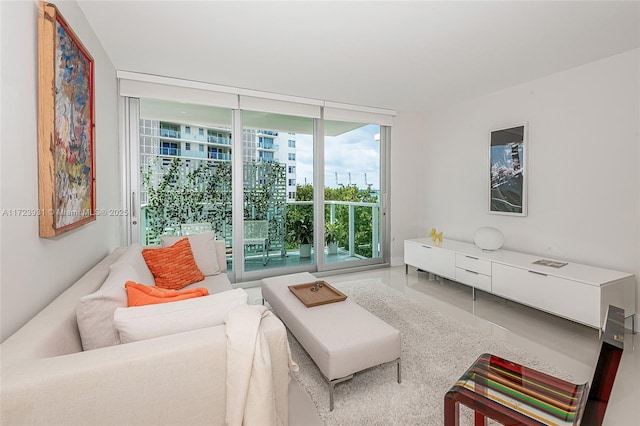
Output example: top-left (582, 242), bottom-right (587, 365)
top-left (113, 289), bottom-right (248, 343)
top-left (142, 238), bottom-right (205, 290)
top-left (125, 281), bottom-right (209, 307)
top-left (111, 243), bottom-right (155, 285)
top-left (161, 231), bottom-right (221, 276)
top-left (77, 262), bottom-right (138, 350)
top-left (188, 273), bottom-right (234, 295)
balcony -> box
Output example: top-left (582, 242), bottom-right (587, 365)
top-left (159, 128), bottom-right (180, 139)
top-left (141, 199), bottom-right (381, 269)
top-left (159, 147), bottom-right (180, 156)
top-left (208, 151), bottom-right (232, 161)
top-left (207, 135), bottom-right (232, 145)
top-left (257, 142), bottom-right (277, 151)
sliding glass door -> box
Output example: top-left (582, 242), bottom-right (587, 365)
top-left (133, 98), bottom-right (234, 271)
top-left (241, 111), bottom-right (315, 277)
top-left (323, 121), bottom-right (382, 268)
top-left (124, 90), bottom-right (389, 284)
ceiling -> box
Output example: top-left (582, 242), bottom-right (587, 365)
top-left (78, 1), bottom-right (640, 114)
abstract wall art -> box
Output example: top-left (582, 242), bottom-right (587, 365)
top-left (38, 1), bottom-right (95, 237)
top-left (489, 123), bottom-right (527, 216)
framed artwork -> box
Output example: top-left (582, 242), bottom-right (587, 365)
top-left (38, 1), bottom-right (95, 237)
top-left (489, 123), bottom-right (527, 216)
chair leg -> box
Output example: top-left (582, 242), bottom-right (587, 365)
top-left (474, 411), bottom-right (487, 426)
top-left (444, 392), bottom-right (460, 426)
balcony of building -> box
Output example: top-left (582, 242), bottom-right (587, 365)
top-left (141, 199), bottom-right (381, 273)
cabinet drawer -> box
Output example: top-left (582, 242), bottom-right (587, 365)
top-left (492, 263), bottom-right (600, 327)
top-left (455, 254), bottom-right (491, 275)
top-left (404, 241), bottom-right (456, 280)
top-left (455, 268), bottom-right (491, 292)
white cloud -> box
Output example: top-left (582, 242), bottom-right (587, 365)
top-left (294, 124), bottom-right (380, 189)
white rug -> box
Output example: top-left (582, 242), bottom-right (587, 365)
top-left (286, 278), bottom-right (572, 425)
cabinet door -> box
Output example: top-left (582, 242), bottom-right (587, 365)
top-left (492, 263), bottom-right (600, 327)
top-left (404, 241), bottom-right (455, 279)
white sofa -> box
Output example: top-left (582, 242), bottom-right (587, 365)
top-left (1, 242), bottom-right (291, 425)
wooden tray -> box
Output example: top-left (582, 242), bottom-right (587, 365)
top-left (288, 281), bottom-right (347, 307)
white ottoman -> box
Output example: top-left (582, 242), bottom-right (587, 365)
top-left (262, 272), bottom-right (401, 410)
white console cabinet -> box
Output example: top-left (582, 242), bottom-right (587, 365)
top-left (404, 237), bottom-right (636, 330)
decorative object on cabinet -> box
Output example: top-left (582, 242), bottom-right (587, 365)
top-left (532, 258), bottom-right (568, 268)
top-left (473, 226), bottom-right (504, 251)
top-left (429, 228), bottom-right (443, 245)
top-left (489, 123), bottom-right (527, 216)
top-left (38, 1), bottom-right (95, 237)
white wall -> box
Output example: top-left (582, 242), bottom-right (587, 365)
top-left (417, 49), bottom-right (639, 314)
top-left (390, 113), bottom-right (428, 265)
top-left (0, 1), bottom-right (122, 341)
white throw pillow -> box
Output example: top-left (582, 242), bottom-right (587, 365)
top-left (113, 288), bottom-right (248, 343)
top-left (112, 243), bottom-right (155, 285)
top-left (161, 232), bottom-right (220, 276)
top-left (77, 263), bottom-right (138, 350)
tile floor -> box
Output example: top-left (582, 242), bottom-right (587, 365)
top-left (248, 265), bottom-right (639, 425)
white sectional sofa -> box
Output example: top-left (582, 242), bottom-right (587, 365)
top-left (1, 240), bottom-right (291, 425)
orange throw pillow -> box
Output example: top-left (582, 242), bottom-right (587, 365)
top-left (142, 238), bottom-right (205, 289)
top-left (125, 281), bottom-right (209, 307)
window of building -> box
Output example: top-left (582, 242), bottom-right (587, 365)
top-left (288, 178), bottom-right (296, 186)
top-left (160, 142), bottom-right (179, 156)
top-left (199, 145), bottom-right (204, 152)
top-left (185, 126), bottom-right (191, 134)
top-left (288, 153), bottom-right (296, 161)
top-left (185, 143), bottom-right (191, 151)
top-left (288, 140), bottom-right (296, 148)
top-left (199, 128), bottom-right (204, 136)
top-left (288, 166), bottom-right (295, 174)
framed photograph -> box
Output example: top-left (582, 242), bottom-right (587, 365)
top-left (38, 1), bottom-right (95, 237)
top-left (489, 123), bottom-right (527, 216)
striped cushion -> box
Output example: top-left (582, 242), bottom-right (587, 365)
top-left (451, 353), bottom-right (588, 424)
top-left (142, 238), bottom-right (204, 289)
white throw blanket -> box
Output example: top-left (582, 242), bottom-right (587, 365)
top-left (224, 304), bottom-right (297, 426)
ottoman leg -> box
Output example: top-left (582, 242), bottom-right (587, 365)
top-left (327, 375), bottom-right (353, 411)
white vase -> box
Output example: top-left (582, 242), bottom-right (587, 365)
top-left (299, 244), bottom-right (312, 258)
top-left (327, 241), bottom-right (338, 255)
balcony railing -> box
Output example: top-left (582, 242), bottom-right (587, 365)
top-left (208, 135), bottom-right (232, 145)
top-left (159, 147), bottom-right (180, 156)
top-left (159, 128), bottom-right (180, 138)
top-left (141, 199), bottom-right (381, 259)
top-left (208, 151), bottom-right (231, 161)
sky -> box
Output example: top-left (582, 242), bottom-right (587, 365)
top-left (294, 124), bottom-right (380, 190)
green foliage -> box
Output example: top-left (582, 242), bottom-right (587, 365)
top-left (288, 217), bottom-right (313, 245)
top-left (143, 161), bottom-right (379, 259)
top-left (290, 183), bottom-right (379, 258)
top-left (324, 222), bottom-right (338, 244)
top-left (143, 159), bottom-right (285, 247)
top-left (143, 158), bottom-right (219, 243)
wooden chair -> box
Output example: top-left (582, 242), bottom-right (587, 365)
top-left (444, 305), bottom-right (625, 426)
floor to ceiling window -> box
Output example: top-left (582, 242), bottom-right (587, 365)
top-left (324, 121), bottom-right (382, 268)
top-left (121, 73), bottom-right (392, 284)
top-left (241, 111), bottom-right (315, 277)
top-left (134, 99), bottom-right (234, 271)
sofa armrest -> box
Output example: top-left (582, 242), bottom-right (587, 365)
top-left (215, 239), bottom-right (227, 273)
top-left (1, 316), bottom-right (289, 426)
